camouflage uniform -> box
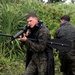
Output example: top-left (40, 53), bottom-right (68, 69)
top-left (24, 21), bottom-right (54, 75)
top-left (54, 21), bottom-right (75, 75)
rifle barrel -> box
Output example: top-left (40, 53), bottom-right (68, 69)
top-left (0, 33), bottom-right (12, 37)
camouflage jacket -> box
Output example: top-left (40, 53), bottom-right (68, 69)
top-left (54, 22), bottom-right (75, 49)
top-left (25, 21), bottom-right (54, 75)
top-left (25, 21), bottom-right (53, 61)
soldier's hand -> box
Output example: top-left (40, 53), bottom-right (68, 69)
top-left (25, 30), bottom-right (30, 36)
top-left (18, 33), bottom-right (27, 42)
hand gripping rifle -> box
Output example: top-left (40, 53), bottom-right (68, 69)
top-left (0, 26), bottom-right (72, 52)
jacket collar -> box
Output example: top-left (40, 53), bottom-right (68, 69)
top-left (60, 22), bottom-right (72, 27)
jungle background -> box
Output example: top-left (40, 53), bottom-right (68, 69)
top-left (0, 0), bottom-right (75, 75)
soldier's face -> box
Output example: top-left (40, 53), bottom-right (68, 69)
top-left (27, 17), bottom-right (38, 28)
top-left (60, 19), bottom-right (65, 23)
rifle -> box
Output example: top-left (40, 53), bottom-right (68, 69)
top-left (0, 35), bottom-right (72, 52)
top-left (0, 26), bottom-right (29, 44)
top-left (28, 38), bottom-right (72, 52)
top-left (0, 26), bottom-right (72, 52)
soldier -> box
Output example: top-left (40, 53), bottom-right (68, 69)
top-left (18, 12), bottom-right (54, 75)
top-left (54, 15), bottom-right (75, 75)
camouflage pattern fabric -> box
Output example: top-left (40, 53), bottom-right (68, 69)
top-left (54, 22), bottom-right (75, 75)
top-left (24, 21), bottom-right (54, 75)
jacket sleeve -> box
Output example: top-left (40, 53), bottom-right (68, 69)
top-left (25, 28), bottom-right (50, 52)
top-left (54, 28), bottom-right (65, 39)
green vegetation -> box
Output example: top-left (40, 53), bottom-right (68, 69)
top-left (0, 0), bottom-right (75, 75)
